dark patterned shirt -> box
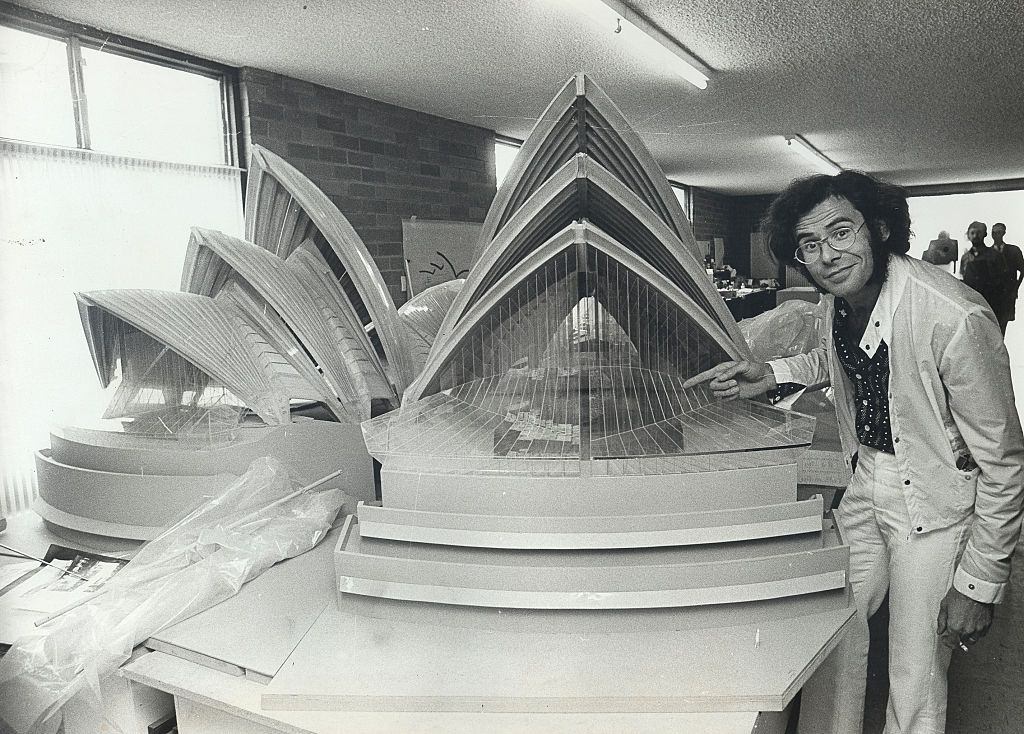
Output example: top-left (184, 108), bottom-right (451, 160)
top-left (833, 298), bottom-right (895, 454)
top-left (767, 381), bottom-right (804, 405)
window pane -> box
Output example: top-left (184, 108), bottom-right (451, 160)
top-left (495, 139), bottom-right (520, 188)
top-left (81, 47), bottom-right (225, 164)
top-left (0, 26), bottom-right (76, 146)
top-left (670, 183), bottom-right (690, 218)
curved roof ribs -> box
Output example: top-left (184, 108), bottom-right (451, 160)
top-left (185, 227), bottom-right (377, 421)
top-left (76, 290), bottom-right (291, 425)
top-left (475, 74), bottom-right (699, 264)
top-left (443, 155), bottom-right (742, 345)
top-left (411, 222), bottom-right (743, 401)
top-left (287, 242), bottom-right (398, 407)
top-left (382, 224), bottom-right (811, 464)
top-left (212, 281), bottom-right (355, 421)
top-left (243, 144), bottom-right (413, 392)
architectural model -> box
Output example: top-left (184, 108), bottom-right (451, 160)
top-left (253, 75), bottom-right (856, 717)
top-left (34, 145), bottom-right (404, 540)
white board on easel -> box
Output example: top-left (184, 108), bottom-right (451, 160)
top-left (401, 218), bottom-right (481, 297)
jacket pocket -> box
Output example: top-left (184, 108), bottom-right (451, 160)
top-left (947, 462), bottom-right (980, 516)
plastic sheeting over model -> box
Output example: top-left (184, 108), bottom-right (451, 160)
top-left (0, 458), bottom-right (344, 734)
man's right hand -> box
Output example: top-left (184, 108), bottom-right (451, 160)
top-left (681, 360), bottom-right (777, 400)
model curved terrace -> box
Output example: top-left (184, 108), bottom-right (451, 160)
top-left (371, 221), bottom-right (813, 485)
top-left (76, 289), bottom-right (292, 427)
top-left (429, 154), bottom-right (741, 358)
top-left (397, 279), bottom-right (465, 376)
top-left (474, 74), bottom-right (698, 265)
top-left (183, 227), bottom-right (392, 421)
top-left (243, 144), bottom-right (413, 392)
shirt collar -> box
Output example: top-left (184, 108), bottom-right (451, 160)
top-left (860, 255), bottom-right (908, 357)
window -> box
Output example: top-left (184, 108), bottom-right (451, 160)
top-left (495, 137), bottom-right (521, 189)
top-left (0, 14), bottom-right (243, 513)
top-left (0, 19), bottom-right (234, 165)
top-left (0, 25), bottom-right (76, 146)
top-left (80, 47), bottom-right (227, 164)
top-left (670, 181), bottom-right (692, 220)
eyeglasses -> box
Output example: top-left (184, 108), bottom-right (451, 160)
top-left (794, 221), bottom-right (867, 264)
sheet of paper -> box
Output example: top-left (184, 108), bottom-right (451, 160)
top-left (0, 560), bottom-right (38, 592)
top-left (11, 553), bottom-right (126, 613)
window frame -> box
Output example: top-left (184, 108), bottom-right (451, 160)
top-left (494, 134), bottom-right (523, 189)
top-left (0, 3), bottom-right (242, 166)
top-left (668, 180), bottom-right (692, 221)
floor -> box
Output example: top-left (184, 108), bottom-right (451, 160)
top-left (862, 319), bottom-right (1024, 734)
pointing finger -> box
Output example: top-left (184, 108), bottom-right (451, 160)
top-left (682, 362), bottom-right (737, 390)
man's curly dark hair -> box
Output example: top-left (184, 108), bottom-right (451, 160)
top-left (762, 170), bottom-right (913, 285)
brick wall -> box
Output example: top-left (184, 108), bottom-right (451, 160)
top-left (691, 187), bottom-right (746, 273)
top-left (239, 67), bottom-right (496, 305)
top-left (691, 188), bottom-right (780, 278)
top-left (690, 188), bottom-right (731, 245)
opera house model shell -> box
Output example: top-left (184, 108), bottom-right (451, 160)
top-left (253, 75), bottom-right (856, 717)
top-left (35, 146), bottom-right (408, 540)
top-left (364, 72), bottom-right (821, 510)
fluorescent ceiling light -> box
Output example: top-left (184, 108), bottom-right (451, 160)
top-left (565, 0), bottom-right (710, 89)
top-left (785, 135), bottom-right (842, 175)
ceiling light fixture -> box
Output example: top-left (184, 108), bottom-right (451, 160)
top-left (565, 0), bottom-right (710, 89)
top-left (785, 135), bottom-right (842, 175)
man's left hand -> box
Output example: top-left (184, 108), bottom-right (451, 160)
top-left (935, 586), bottom-right (994, 650)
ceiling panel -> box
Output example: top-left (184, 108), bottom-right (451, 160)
top-left (14, 0), bottom-right (1024, 194)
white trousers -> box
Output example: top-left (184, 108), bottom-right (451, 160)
top-left (810, 445), bottom-right (971, 734)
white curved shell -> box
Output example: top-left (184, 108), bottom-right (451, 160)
top-left (242, 144), bottom-right (413, 392)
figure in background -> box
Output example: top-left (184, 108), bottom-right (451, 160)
top-left (960, 221), bottom-right (1011, 334)
top-left (921, 230), bottom-right (958, 271)
top-left (683, 171), bottom-right (1024, 734)
top-left (992, 222), bottom-right (1024, 330)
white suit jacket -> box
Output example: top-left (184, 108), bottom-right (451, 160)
top-left (770, 255), bottom-right (1024, 603)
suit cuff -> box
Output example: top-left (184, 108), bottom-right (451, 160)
top-left (953, 567), bottom-right (1005, 604)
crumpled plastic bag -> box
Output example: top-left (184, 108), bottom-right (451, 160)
top-left (0, 456), bottom-right (345, 734)
top-left (739, 298), bottom-right (827, 362)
